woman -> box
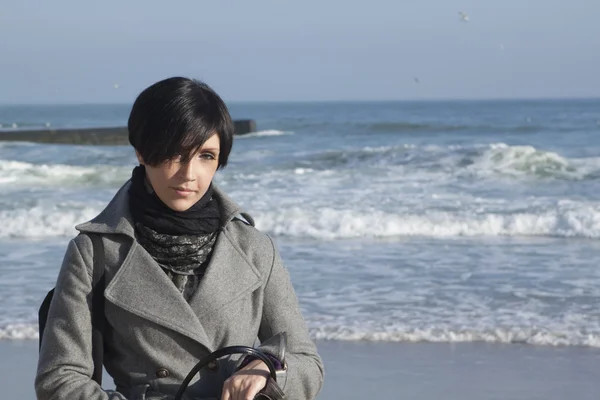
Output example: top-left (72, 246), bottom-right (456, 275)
top-left (35, 77), bottom-right (324, 400)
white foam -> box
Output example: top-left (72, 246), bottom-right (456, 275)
top-left (309, 325), bottom-right (600, 347)
top-left (254, 202), bottom-right (600, 239)
top-left (0, 203), bottom-right (103, 238)
top-left (236, 130), bottom-right (292, 138)
top-left (3, 322), bottom-right (598, 348)
top-left (0, 324), bottom-right (38, 340)
top-left (0, 159), bottom-right (130, 186)
top-left (300, 143), bottom-right (600, 181)
top-left (468, 143), bottom-right (600, 180)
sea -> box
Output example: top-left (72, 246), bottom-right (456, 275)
top-left (1, 99), bottom-right (599, 349)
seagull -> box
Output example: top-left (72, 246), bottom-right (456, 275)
top-left (459, 12), bottom-right (469, 22)
top-left (113, 83), bottom-right (120, 89)
top-left (413, 77), bottom-right (420, 84)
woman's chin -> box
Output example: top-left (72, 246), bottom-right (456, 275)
top-left (165, 197), bottom-right (198, 212)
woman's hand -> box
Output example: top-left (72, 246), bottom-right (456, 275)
top-left (221, 359), bottom-right (269, 400)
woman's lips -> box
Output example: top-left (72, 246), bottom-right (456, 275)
top-left (172, 187), bottom-right (196, 197)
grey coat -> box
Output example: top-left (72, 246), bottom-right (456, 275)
top-left (35, 182), bottom-right (324, 400)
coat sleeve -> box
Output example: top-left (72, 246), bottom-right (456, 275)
top-left (35, 236), bottom-right (129, 400)
top-left (255, 236), bottom-right (325, 400)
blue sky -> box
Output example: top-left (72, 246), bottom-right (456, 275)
top-left (1, 0), bottom-right (599, 103)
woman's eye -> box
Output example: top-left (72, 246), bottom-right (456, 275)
top-left (199, 153), bottom-right (216, 160)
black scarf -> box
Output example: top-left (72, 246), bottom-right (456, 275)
top-left (128, 165), bottom-right (221, 235)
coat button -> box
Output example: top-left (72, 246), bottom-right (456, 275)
top-left (155, 368), bottom-right (170, 378)
top-left (207, 361), bottom-right (219, 372)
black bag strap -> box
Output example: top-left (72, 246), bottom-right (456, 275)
top-left (38, 291), bottom-right (55, 349)
top-left (89, 233), bottom-right (106, 385)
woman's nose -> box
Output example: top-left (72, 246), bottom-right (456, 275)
top-left (179, 160), bottom-right (196, 181)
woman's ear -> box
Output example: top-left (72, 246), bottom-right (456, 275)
top-left (135, 150), bottom-right (145, 165)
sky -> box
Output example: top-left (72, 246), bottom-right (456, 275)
top-left (1, 0), bottom-right (599, 104)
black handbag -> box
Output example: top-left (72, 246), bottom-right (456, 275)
top-left (173, 346), bottom-right (285, 400)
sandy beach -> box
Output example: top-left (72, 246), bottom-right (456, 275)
top-left (2, 339), bottom-right (599, 399)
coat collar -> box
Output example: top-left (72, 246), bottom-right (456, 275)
top-left (75, 180), bottom-right (261, 352)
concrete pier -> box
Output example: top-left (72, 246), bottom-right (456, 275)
top-left (0, 120), bottom-right (256, 145)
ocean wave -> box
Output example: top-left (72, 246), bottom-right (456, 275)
top-left (254, 202), bottom-right (600, 239)
top-left (0, 202), bottom-right (103, 238)
top-left (468, 143), bottom-right (600, 180)
top-left (310, 325), bottom-right (600, 348)
top-left (5, 201), bottom-right (599, 239)
top-left (3, 322), bottom-right (598, 348)
top-left (0, 159), bottom-right (130, 186)
top-left (2, 182), bottom-right (600, 241)
top-left (298, 143), bottom-right (600, 181)
top-left (5, 200), bottom-right (599, 240)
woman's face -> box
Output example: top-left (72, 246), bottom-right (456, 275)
top-left (136, 134), bottom-right (221, 212)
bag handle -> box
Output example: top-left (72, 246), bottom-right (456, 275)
top-left (173, 346), bottom-right (278, 400)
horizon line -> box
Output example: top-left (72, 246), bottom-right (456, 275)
top-left (1, 95), bottom-right (599, 107)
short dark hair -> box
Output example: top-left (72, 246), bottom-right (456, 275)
top-left (128, 77), bottom-right (234, 168)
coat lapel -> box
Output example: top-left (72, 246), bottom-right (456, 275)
top-left (104, 240), bottom-right (214, 351)
top-left (188, 230), bottom-right (262, 317)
